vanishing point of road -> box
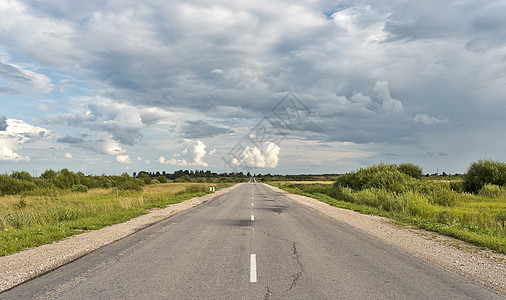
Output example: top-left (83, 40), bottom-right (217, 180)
top-left (1, 182), bottom-right (502, 299)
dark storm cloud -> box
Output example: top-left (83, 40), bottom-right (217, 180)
top-left (180, 120), bottom-right (233, 139)
top-left (56, 135), bottom-right (84, 144)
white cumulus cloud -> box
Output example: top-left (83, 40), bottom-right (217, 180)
top-left (373, 81), bottom-right (404, 113)
top-left (159, 156), bottom-right (189, 166)
top-left (193, 140), bottom-right (208, 167)
top-left (0, 116), bottom-right (50, 162)
top-left (116, 154), bottom-right (132, 164)
top-left (231, 142), bottom-right (280, 168)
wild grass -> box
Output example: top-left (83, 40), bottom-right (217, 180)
top-left (271, 181), bottom-right (506, 254)
top-left (0, 183), bottom-right (231, 256)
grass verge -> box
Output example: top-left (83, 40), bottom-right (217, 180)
top-left (0, 183), bottom-right (233, 256)
top-left (270, 183), bottom-right (506, 254)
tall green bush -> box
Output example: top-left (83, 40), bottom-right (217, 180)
top-left (463, 160), bottom-right (506, 193)
top-left (398, 163), bottom-right (423, 179)
top-left (334, 163), bottom-right (414, 193)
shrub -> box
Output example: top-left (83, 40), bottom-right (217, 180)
top-left (398, 163), bottom-right (423, 179)
top-left (463, 160), bottom-right (506, 193)
top-left (477, 184), bottom-right (506, 198)
top-left (71, 184), bottom-right (89, 193)
top-left (334, 163), bottom-right (414, 192)
top-left (401, 192), bottom-right (435, 219)
top-left (138, 172), bottom-right (152, 185)
top-left (117, 178), bottom-right (145, 191)
top-left (158, 176), bottom-right (168, 184)
top-left (412, 181), bottom-right (458, 206)
top-left (331, 185), bottom-right (355, 202)
top-left (449, 181), bottom-right (463, 193)
top-left (363, 170), bottom-right (412, 193)
top-left (11, 171), bottom-right (33, 182)
top-left (0, 174), bottom-right (37, 195)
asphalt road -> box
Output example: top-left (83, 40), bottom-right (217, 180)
top-left (1, 183), bottom-right (503, 299)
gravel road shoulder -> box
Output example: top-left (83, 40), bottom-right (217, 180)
top-left (265, 184), bottom-right (506, 295)
top-left (0, 184), bottom-right (242, 292)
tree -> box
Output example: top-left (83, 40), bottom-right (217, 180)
top-left (463, 160), bottom-right (506, 193)
top-left (397, 163), bottom-right (423, 179)
top-left (138, 172), bottom-right (152, 184)
top-left (57, 168), bottom-right (78, 188)
top-left (41, 169), bottom-right (58, 185)
top-left (11, 171), bottom-right (33, 182)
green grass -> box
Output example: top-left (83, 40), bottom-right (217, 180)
top-left (0, 183), bottom-right (233, 256)
top-left (271, 182), bottom-right (506, 254)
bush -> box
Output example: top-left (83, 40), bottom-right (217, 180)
top-left (0, 174), bottom-right (37, 195)
top-left (11, 171), bottom-right (33, 182)
top-left (117, 178), bottom-right (145, 191)
top-left (363, 170), bottom-right (413, 193)
top-left (334, 163), bottom-right (414, 192)
top-left (477, 184), bottom-right (506, 198)
top-left (398, 163), bottom-right (423, 179)
top-left (158, 176), bottom-right (168, 184)
top-left (401, 192), bottom-right (435, 219)
top-left (412, 181), bottom-right (458, 206)
top-left (449, 181), bottom-right (463, 193)
top-left (138, 172), bottom-right (152, 185)
top-left (463, 160), bottom-right (506, 193)
top-left (71, 184), bottom-right (89, 193)
top-left (331, 185), bottom-right (354, 202)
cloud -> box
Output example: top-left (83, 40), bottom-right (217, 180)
top-left (158, 140), bottom-right (209, 167)
top-left (1, 0), bottom-right (506, 174)
top-left (0, 87), bottom-right (20, 95)
top-left (231, 142), bottom-right (280, 168)
top-left (414, 114), bottom-right (446, 125)
top-left (116, 154), bottom-right (132, 164)
top-left (180, 120), bottom-right (233, 139)
top-left (46, 97), bottom-right (175, 146)
top-left (64, 152), bottom-right (72, 159)
top-left (193, 140), bottom-right (208, 167)
top-left (0, 117), bottom-right (50, 162)
top-left (0, 114), bottom-right (7, 131)
top-left (92, 132), bottom-right (125, 155)
top-left (159, 156), bottom-right (188, 166)
top-left (57, 135), bottom-right (84, 144)
top-left (373, 81), bottom-right (404, 113)
top-left (0, 59), bottom-right (54, 94)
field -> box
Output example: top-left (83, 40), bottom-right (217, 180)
top-left (0, 183), bottom-right (231, 256)
top-left (271, 178), bottom-right (506, 254)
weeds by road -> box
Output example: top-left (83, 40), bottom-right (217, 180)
top-left (270, 164), bottom-right (506, 254)
top-left (0, 183), bottom-right (232, 256)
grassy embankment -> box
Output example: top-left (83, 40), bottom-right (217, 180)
top-left (0, 183), bottom-right (232, 256)
top-left (270, 165), bottom-right (506, 254)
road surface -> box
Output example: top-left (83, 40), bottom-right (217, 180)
top-left (1, 183), bottom-right (502, 299)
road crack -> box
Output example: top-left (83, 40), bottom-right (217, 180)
top-left (289, 242), bottom-right (303, 291)
top-left (256, 229), bottom-right (304, 298)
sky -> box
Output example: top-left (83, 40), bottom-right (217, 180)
top-left (1, 0), bottom-right (506, 176)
